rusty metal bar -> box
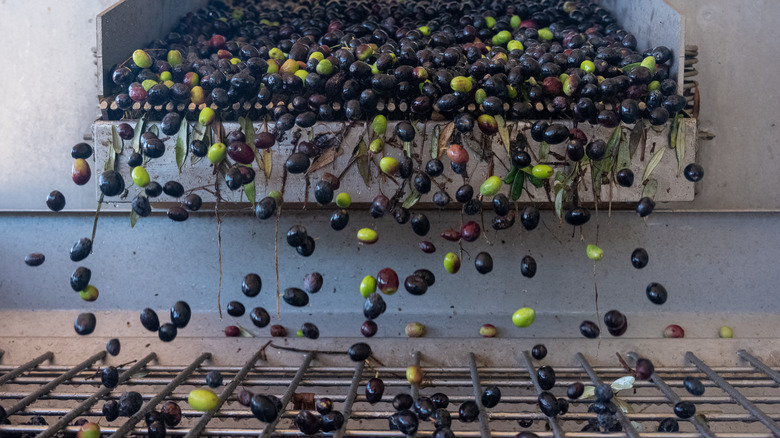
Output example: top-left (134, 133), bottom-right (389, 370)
top-left (332, 360), bottom-right (365, 438)
top-left (467, 352), bottom-right (492, 438)
top-left (258, 352), bottom-right (314, 438)
top-left (0, 352), bottom-right (53, 386)
top-left (520, 351), bottom-right (565, 438)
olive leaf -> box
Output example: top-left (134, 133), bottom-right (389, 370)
top-left (438, 122), bottom-right (455, 157)
top-left (510, 171), bottom-right (525, 201)
top-left (591, 162), bottom-right (604, 197)
top-left (190, 154), bottom-right (203, 166)
top-left (191, 123), bottom-right (205, 142)
top-left (243, 181), bottom-right (256, 206)
top-left (130, 209), bottom-right (139, 228)
top-left (106, 125), bottom-right (118, 172)
top-left (613, 397), bottom-right (634, 415)
top-left (356, 139), bottom-right (370, 187)
top-left (553, 182), bottom-right (565, 219)
top-left (262, 149), bottom-right (272, 178)
top-left (538, 141), bottom-right (550, 162)
top-left (504, 166), bottom-right (518, 185)
top-left (402, 187), bottom-right (421, 209)
top-left (527, 174), bottom-right (545, 188)
top-left (148, 124), bottom-right (159, 136)
top-left (495, 115), bottom-right (510, 154)
top-left (580, 386), bottom-right (596, 399)
top-left (131, 115), bottom-right (145, 153)
top-left (615, 130), bottom-right (630, 171)
top-left (306, 147), bottom-right (342, 175)
top-left (175, 119), bottom-right (188, 174)
top-left (675, 116), bottom-right (686, 177)
top-left (237, 324), bottom-right (256, 338)
top-left (131, 372), bottom-right (149, 379)
top-left (431, 124), bottom-right (441, 159)
top-left (621, 62), bottom-right (641, 74)
top-left (641, 147), bottom-right (666, 184)
top-left (604, 124), bottom-right (623, 167)
top-left (611, 376), bottom-right (635, 392)
top-left (239, 116), bottom-right (256, 140)
top-left (642, 178), bottom-right (658, 199)
top-left (628, 121), bottom-right (644, 158)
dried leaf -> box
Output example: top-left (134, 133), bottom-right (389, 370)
top-left (628, 122), bottom-right (644, 158)
top-left (642, 178), bottom-right (658, 199)
top-left (237, 324), bottom-right (256, 338)
top-left (130, 209), bottom-right (139, 228)
top-left (510, 171), bottom-right (525, 201)
top-left (131, 371), bottom-right (148, 379)
top-left (631, 421), bottom-right (644, 432)
top-left (262, 149), bottom-right (272, 178)
top-left (106, 126), bottom-right (118, 171)
top-left (191, 123), bottom-right (205, 142)
top-left (402, 187), bottom-right (421, 209)
top-left (190, 154), bottom-right (203, 166)
top-left (504, 166), bottom-right (518, 185)
top-left (641, 147), bottom-right (666, 184)
top-left (244, 181), bottom-right (256, 206)
top-left (611, 376), bottom-right (635, 392)
top-left (175, 119), bottom-right (188, 173)
top-left (615, 131), bottom-right (630, 171)
top-left (538, 141), bottom-right (550, 162)
top-left (356, 140), bottom-right (370, 187)
top-left (613, 396), bottom-right (634, 414)
top-left (306, 147), bottom-right (343, 175)
top-left (580, 386), bottom-right (595, 400)
top-left (676, 117), bottom-right (686, 177)
top-left (553, 182), bottom-right (564, 219)
top-left (495, 115), bottom-right (510, 154)
top-left (436, 122), bottom-right (455, 159)
top-left (131, 115), bottom-right (145, 153)
top-left (111, 124), bottom-right (122, 154)
top-left (148, 124), bottom-right (159, 136)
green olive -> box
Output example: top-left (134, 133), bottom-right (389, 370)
top-left (132, 50), bottom-right (152, 69)
top-left (531, 165), bottom-right (554, 179)
top-left (370, 138), bottom-right (384, 153)
top-left (418, 25), bottom-right (431, 36)
top-left (316, 59), bottom-right (333, 76)
top-left (507, 40), bottom-right (524, 52)
top-left (475, 88), bottom-right (487, 105)
top-left (538, 28), bottom-right (553, 40)
top-left (372, 115), bottom-right (387, 135)
top-left (379, 157), bottom-right (398, 175)
top-left (450, 76), bottom-right (473, 93)
top-left (309, 52), bottom-right (324, 62)
top-left (719, 326), bottom-right (734, 338)
top-left (266, 59), bottom-right (279, 74)
top-left (512, 308), bottom-right (536, 327)
top-left (79, 285), bottom-right (99, 302)
top-left (188, 389), bottom-right (219, 412)
top-left (586, 244), bottom-right (604, 261)
top-left (295, 70), bottom-right (308, 82)
top-left (480, 176), bottom-right (502, 196)
top-left (581, 60), bottom-right (595, 74)
top-left (160, 71), bottom-right (172, 82)
top-left (336, 192), bottom-right (351, 208)
top-left (640, 56), bottom-right (656, 72)
top-left (268, 48), bottom-right (285, 60)
top-left (406, 365), bottom-right (423, 385)
top-left (199, 107), bottom-right (215, 126)
top-left (485, 16), bottom-right (496, 28)
top-left (131, 166), bottom-right (150, 187)
top-left (141, 79), bottom-right (157, 91)
top-left (510, 15), bottom-right (521, 29)
top-left (492, 30), bottom-right (511, 46)
top-left (357, 228), bottom-right (378, 244)
top-left (360, 275), bottom-right (377, 298)
top-left (443, 252), bottom-right (461, 274)
top-left (167, 50), bottom-right (183, 67)
top-left (207, 143), bottom-right (226, 164)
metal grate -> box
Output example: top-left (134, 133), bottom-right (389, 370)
top-left (1, 348), bottom-right (780, 437)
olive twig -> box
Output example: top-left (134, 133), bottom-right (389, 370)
top-left (215, 178), bottom-right (223, 319)
top-left (268, 344), bottom-right (343, 355)
top-left (91, 194), bottom-right (104, 243)
top-left (593, 260), bottom-right (601, 332)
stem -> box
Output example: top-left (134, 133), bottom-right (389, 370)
top-left (91, 194), bottom-right (104, 243)
top-left (593, 260), bottom-right (601, 332)
top-left (275, 205), bottom-right (281, 320)
top-left (215, 179), bottom-right (223, 319)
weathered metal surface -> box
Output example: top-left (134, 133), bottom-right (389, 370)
top-left (93, 119), bottom-right (697, 207)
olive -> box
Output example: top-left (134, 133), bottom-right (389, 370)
top-left (106, 338), bottom-right (120, 356)
top-left (585, 140), bottom-right (607, 161)
top-left (432, 407), bottom-right (452, 429)
top-left (286, 225), bottom-right (308, 247)
top-left (160, 112), bottom-right (181, 136)
top-left (568, 382), bottom-right (585, 400)
top-left (158, 323), bottom-right (177, 342)
top-left (186, 140), bottom-right (205, 158)
top-left (635, 358), bottom-right (656, 380)
top-left (674, 401), bottom-right (696, 419)
top-left (396, 410), bottom-right (419, 435)
top-left (458, 401), bottom-right (479, 422)
top-left (683, 377), bottom-right (705, 396)
top-left (520, 255), bottom-right (537, 278)
top-left (269, 325), bottom-right (287, 337)
top-left (224, 166), bottom-right (243, 190)
top-left (370, 194), bottom-right (391, 218)
top-left (454, 112), bottom-right (475, 132)
top-left (579, 320), bottom-right (600, 338)
top-left (160, 401), bottom-right (181, 427)
top-left (103, 401), bottom-right (120, 422)
top-left (455, 184), bottom-right (474, 203)
top-left (99, 170), bottom-right (125, 197)
top-left (250, 394), bottom-right (279, 422)
top-left (365, 377), bottom-right (385, 404)
top-left (646, 282), bottom-right (668, 305)
top-left (285, 152), bottom-right (310, 174)
top-left (398, 156), bottom-right (414, 179)
top-left (46, 190), bottom-right (66, 211)
top-left (537, 366), bottom-right (556, 390)
top-left (226, 301), bottom-right (245, 317)
top-left (631, 248), bottom-right (649, 269)
top-left (649, 107), bottom-right (670, 125)
top-left (636, 196), bottom-right (656, 217)
top-left (255, 197), bottom-right (276, 220)
top-left (392, 207), bottom-right (411, 225)
top-left (414, 397), bottom-right (436, 420)
top-left (357, 228), bottom-right (378, 244)
top-left (24, 252), bottom-right (45, 267)
top-left (393, 394), bottom-right (414, 412)
top-left (538, 392), bottom-right (559, 417)
top-left (530, 121), bottom-right (549, 142)
top-left (145, 181), bottom-right (163, 197)
top-left (566, 140), bottom-right (585, 162)
top-left (603, 310), bottom-right (626, 329)
top-left (684, 163), bottom-right (704, 182)
top-left (70, 237), bottom-right (93, 262)
top-left (182, 193), bottom-right (202, 211)
top-left (101, 366), bottom-right (119, 388)
top-left (492, 194), bottom-right (510, 216)
top-left (361, 320), bottom-right (378, 337)
top-left (616, 168), bottom-right (634, 187)
top-left (301, 322), bottom-right (320, 339)
top-left (314, 180), bottom-right (334, 205)
top-left (395, 121), bottom-right (415, 142)
top-left (413, 173), bottom-right (431, 194)
top-left (119, 391), bottom-right (144, 417)
top-left (163, 181), bottom-right (184, 197)
top-left (595, 383), bottom-right (613, 402)
top-left (348, 342), bottom-right (372, 362)
top-left (658, 417), bottom-right (680, 432)
top-left (170, 301), bottom-right (191, 328)
top-left (227, 142), bottom-right (254, 164)
top-left (425, 159), bottom-right (444, 177)
top-left (542, 124), bottom-right (569, 144)
top-left (330, 209), bottom-right (349, 231)
top-left (477, 114), bottom-right (498, 135)
top-left (283, 288), bottom-right (310, 307)
top-left (74, 312), bottom-right (96, 336)
top-left (404, 275), bottom-right (428, 295)
top-left (512, 150), bottom-right (532, 168)
top-left (250, 307), bottom-right (270, 328)
top-left (565, 206), bottom-right (591, 226)
top-left (517, 205), bottom-right (539, 230)
top-left (71, 142), bottom-right (93, 159)
top-left (481, 386), bottom-right (501, 408)
top-left (167, 206), bottom-right (189, 221)
top-left (127, 152), bottom-right (143, 167)
top-left (363, 293), bottom-right (386, 320)
top-left (143, 138), bottom-right (165, 158)
top-left (410, 213), bottom-right (430, 236)
top-left (531, 344), bottom-right (547, 360)
top-left (140, 308), bottom-right (160, 331)
top-left (475, 252), bottom-right (493, 274)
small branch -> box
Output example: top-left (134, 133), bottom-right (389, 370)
top-left (215, 178), bottom-right (223, 319)
top-left (91, 194), bottom-right (104, 243)
top-left (269, 343), bottom-right (344, 355)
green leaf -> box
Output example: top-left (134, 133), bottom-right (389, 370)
top-left (495, 115), bottom-right (510, 154)
top-left (675, 117), bottom-right (686, 177)
top-left (262, 149), bottom-right (272, 178)
top-left (628, 121), bottom-right (644, 158)
top-left (591, 162), bottom-right (603, 198)
top-left (641, 147), bottom-right (666, 183)
top-left (519, 166), bottom-right (533, 176)
top-left (611, 376), bottom-right (635, 392)
top-left (605, 125), bottom-right (622, 157)
top-left (554, 183), bottom-right (564, 219)
top-left (148, 124), bottom-right (159, 136)
top-left (580, 386), bottom-right (595, 400)
top-left (131, 115), bottom-right (144, 153)
top-left (402, 187), bottom-right (421, 209)
top-left (642, 178), bottom-right (658, 200)
top-left (615, 130), bottom-right (630, 171)
top-left (356, 139), bottom-right (370, 187)
top-left (538, 141), bottom-right (550, 161)
top-left (175, 119), bottom-right (188, 173)
top-left (510, 171), bottom-right (525, 201)
top-left (106, 125), bottom-right (118, 171)
top-left (554, 170), bottom-right (566, 183)
top-left (621, 62), bottom-right (641, 74)
top-left (191, 123), bottom-right (205, 142)
top-left (527, 174), bottom-right (545, 188)
top-left (403, 141), bottom-right (412, 157)
top-left (504, 166), bottom-right (518, 185)
top-left (130, 209), bottom-right (139, 228)
top-left (244, 181), bottom-right (256, 206)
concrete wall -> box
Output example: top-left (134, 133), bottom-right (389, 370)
top-left (0, 1), bottom-right (778, 344)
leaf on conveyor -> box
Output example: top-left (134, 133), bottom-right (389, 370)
top-left (669, 113), bottom-right (681, 149)
top-left (402, 187), bottom-right (421, 209)
top-left (191, 122), bottom-right (205, 142)
top-left (175, 119), bottom-right (188, 173)
top-left (615, 130), bottom-right (630, 171)
top-left (504, 166), bottom-right (518, 185)
top-left (131, 115), bottom-right (145, 153)
top-left (602, 124), bottom-right (622, 174)
top-left (495, 115), bottom-right (510, 154)
top-left (244, 181), bottom-right (256, 206)
top-left (611, 376), bottom-right (635, 392)
top-left (148, 124), bottom-right (159, 136)
top-left (356, 139), bottom-right (370, 187)
top-left (130, 209), bottom-right (139, 228)
top-left (580, 386), bottom-right (595, 400)
top-left (262, 149), bottom-right (272, 178)
top-left (628, 121), bottom-right (644, 158)
top-left (641, 147), bottom-right (665, 184)
top-left (538, 141), bottom-right (550, 162)
top-left (527, 173), bottom-right (545, 188)
top-left (675, 117), bottom-right (686, 177)
top-left (435, 122), bottom-right (454, 159)
top-left (642, 178), bottom-right (658, 200)
top-left (237, 324), bottom-right (256, 338)
top-left (553, 182), bottom-right (564, 219)
top-left (591, 162), bottom-right (603, 198)
top-left (510, 171), bottom-right (525, 201)
top-left (306, 147), bottom-right (343, 175)
top-left (106, 125), bottom-right (119, 171)
top-left (239, 116), bottom-right (255, 141)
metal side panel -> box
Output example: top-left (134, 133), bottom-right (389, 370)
top-left (97, 0), bottom-right (209, 97)
top-left (599, 0), bottom-right (685, 94)
top-left (92, 119), bottom-right (697, 206)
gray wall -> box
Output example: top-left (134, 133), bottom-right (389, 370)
top-left (0, 1), bottom-right (779, 342)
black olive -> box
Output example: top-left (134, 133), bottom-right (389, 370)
top-left (283, 288), bottom-right (310, 307)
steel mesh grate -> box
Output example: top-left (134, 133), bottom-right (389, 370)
top-left (0, 348), bottom-right (779, 437)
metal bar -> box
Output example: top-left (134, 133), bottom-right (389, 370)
top-left (332, 360), bottom-right (365, 438)
top-left (0, 351), bottom-right (53, 385)
top-left (575, 352), bottom-right (640, 438)
top-left (627, 353), bottom-right (716, 438)
top-left (687, 351), bottom-right (780, 436)
top-left (467, 352), bottom-right (492, 438)
top-left (738, 350), bottom-right (780, 386)
top-left (520, 351), bottom-right (565, 438)
top-left (6, 351), bottom-right (105, 416)
top-left (109, 352), bottom-right (210, 438)
top-left (185, 347), bottom-right (267, 438)
top-left (36, 352), bottom-right (157, 438)
top-left (259, 352), bottom-right (314, 438)
top-left (410, 351), bottom-right (420, 400)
